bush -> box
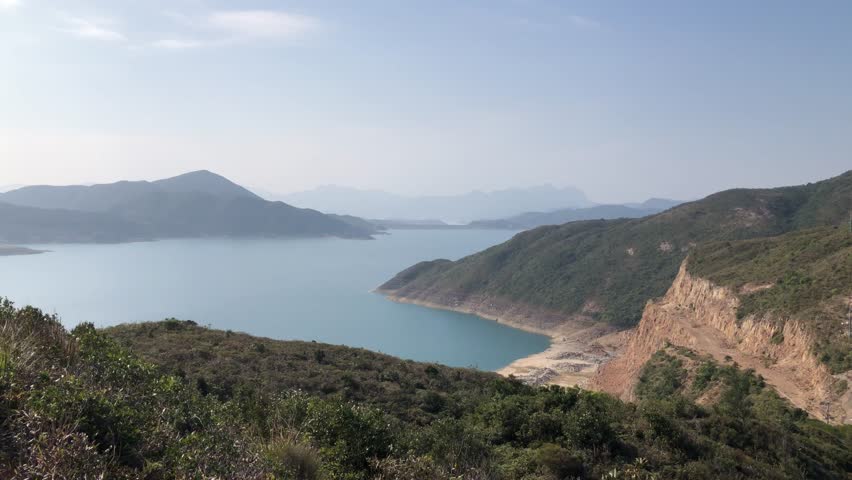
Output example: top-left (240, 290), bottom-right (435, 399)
top-left (265, 436), bottom-right (323, 480)
top-left (536, 443), bottom-right (585, 478)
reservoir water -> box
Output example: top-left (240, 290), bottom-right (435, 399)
top-left (0, 230), bottom-right (549, 371)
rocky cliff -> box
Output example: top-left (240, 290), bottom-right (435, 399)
top-left (593, 260), bottom-right (851, 424)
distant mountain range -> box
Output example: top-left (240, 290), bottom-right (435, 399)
top-left (366, 199), bottom-right (683, 231)
top-left (0, 171), bottom-right (380, 244)
top-left (274, 184), bottom-right (592, 224)
top-left (469, 199), bottom-right (683, 230)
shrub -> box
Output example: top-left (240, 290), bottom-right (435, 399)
top-left (265, 435), bottom-right (323, 480)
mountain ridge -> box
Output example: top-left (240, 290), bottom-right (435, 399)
top-left (0, 171), bottom-right (379, 242)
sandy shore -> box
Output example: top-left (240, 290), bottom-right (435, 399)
top-left (380, 292), bottom-right (627, 387)
top-left (498, 325), bottom-right (628, 387)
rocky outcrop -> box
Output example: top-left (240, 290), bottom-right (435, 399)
top-left (593, 260), bottom-right (850, 424)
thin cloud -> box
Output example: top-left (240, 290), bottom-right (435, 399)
top-left (567, 15), bottom-right (601, 30)
top-left (62, 17), bottom-right (125, 42)
top-left (151, 9), bottom-right (322, 51)
top-left (207, 10), bottom-right (321, 38)
top-left (151, 38), bottom-right (205, 50)
top-left (0, 0), bottom-right (20, 10)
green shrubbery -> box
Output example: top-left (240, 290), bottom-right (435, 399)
top-left (2, 301), bottom-right (851, 479)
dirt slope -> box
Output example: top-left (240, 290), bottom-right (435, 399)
top-left (593, 260), bottom-right (851, 424)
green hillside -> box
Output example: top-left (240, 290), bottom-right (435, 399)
top-left (103, 320), bottom-right (494, 425)
top-left (380, 171), bottom-right (852, 326)
top-left (2, 300), bottom-right (851, 479)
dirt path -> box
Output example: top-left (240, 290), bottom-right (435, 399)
top-left (684, 319), bottom-right (849, 422)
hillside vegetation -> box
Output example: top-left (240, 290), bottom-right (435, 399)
top-left (3, 301), bottom-right (850, 479)
top-left (104, 320), bottom-right (496, 425)
top-left (689, 226), bottom-right (852, 373)
top-left (380, 170), bottom-right (852, 326)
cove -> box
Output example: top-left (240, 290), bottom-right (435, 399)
top-left (0, 229), bottom-right (550, 371)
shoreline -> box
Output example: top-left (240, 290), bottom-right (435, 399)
top-left (379, 291), bottom-right (627, 387)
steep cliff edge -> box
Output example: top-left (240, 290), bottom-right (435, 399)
top-left (593, 260), bottom-right (851, 424)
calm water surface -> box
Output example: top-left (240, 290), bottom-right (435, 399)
top-left (0, 230), bottom-right (549, 370)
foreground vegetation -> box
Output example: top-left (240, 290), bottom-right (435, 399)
top-left (104, 319), bottom-right (498, 425)
top-left (381, 170), bottom-right (851, 326)
top-left (2, 300), bottom-right (850, 479)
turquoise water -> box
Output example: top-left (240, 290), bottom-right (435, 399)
top-left (0, 230), bottom-right (549, 371)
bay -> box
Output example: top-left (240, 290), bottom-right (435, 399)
top-left (0, 230), bottom-right (549, 371)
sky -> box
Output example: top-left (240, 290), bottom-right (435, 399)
top-left (1, 0), bottom-right (850, 203)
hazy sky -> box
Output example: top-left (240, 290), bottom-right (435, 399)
top-left (1, 1), bottom-right (850, 203)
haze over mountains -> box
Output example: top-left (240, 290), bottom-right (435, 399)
top-left (275, 184), bottom-right (592, 223)
top-left (470, 199), bottom-right (682, 230)
top-left (0, 171), bottom-right (379, 243)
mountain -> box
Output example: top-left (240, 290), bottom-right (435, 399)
top-left (3, 301), bottom-right (849, 478)
top-left (469, 204), bottom-right (664, 230)
top-left (0, 171), bottom-right (379, 242)
top-left (0, 201), bottom-right (150, 244)
top-left (276, 184), bottom-right (591, 223)
top-left (0, 181), bottom-right (155, 212)
top-left (152, 170), bottom-right (261, 199)
top-left (624, 197), bottom-right (684, 210)
top-left (1, 170), bottom-right (259, 212)
top-left (379, 170), bottom-right (852, 328)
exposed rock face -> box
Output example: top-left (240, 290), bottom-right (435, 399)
top-left (593, 260), bottom-right (850, 424)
